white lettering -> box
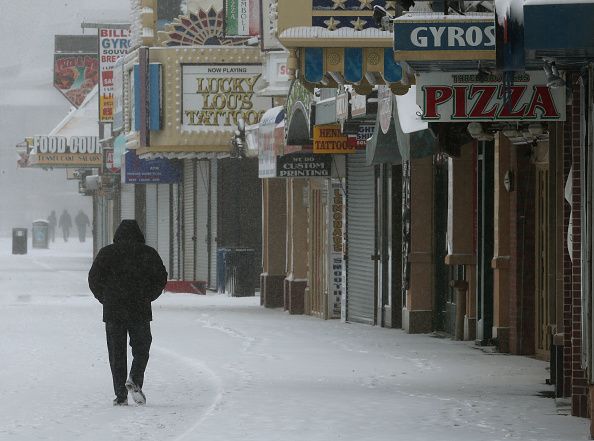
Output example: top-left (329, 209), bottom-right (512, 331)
top-left (411, 27), bottom-right (428, 47)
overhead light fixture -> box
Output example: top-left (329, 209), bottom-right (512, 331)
top-left (528, 123), bottom-right (544, 136)
top-left (543, 59), bottom-right (565, 88)
top-left (372, 5), bottom-right (395, 31)
top-left (467, 122), bottom-right (484, 138)
top-left (476, 61), bottom-right (491, 82)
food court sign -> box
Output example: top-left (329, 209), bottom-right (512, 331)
top-left (416, 71), bottom-right (566, 122)
top-left (182, 64), bottom-right (269, 131)
top-left (28, 136), bottom-right (102, 168)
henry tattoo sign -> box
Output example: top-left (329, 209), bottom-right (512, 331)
top-left (416, 72), bottom-right (566, 122)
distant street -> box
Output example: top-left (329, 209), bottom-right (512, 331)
top-left (0, 239), bottom-right (588, 441)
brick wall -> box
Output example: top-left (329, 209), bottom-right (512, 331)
top-left (562, 73), bottom-right (588, 417)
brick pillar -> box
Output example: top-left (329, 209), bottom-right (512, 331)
top-left (261, 179), bottom-right (287, 308)
top-left (562, 74), bottom-right (588, 418)
top-left (403, 156), bottom-right (434, 333)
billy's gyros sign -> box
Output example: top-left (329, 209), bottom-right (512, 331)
top-left (416, 72), bottom-right (566, 122)
top-left (182, 64), bottom-right (269, 130)
top-left (29, 136), bottom-right (102, 168)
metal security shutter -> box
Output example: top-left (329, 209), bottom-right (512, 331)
top-left (209, 160), bottom-right (218, 289)
top-left (183, 159), bottom-right (195, 280)
top-left (145, 184), bottom-right (158, 250)
top-left (157, 184), bottom-right (171, 276)
top-left (195, 160), bottom-right (210, 282)
top-left (120, 183), bottom-right (135, 220)
top-left (171, 183), bottom-right (181, 280)
top-left (346, 150), bottom-right (376, 325)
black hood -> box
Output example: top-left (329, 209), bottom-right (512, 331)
top-left (113, 220), bottom-right (145, 244)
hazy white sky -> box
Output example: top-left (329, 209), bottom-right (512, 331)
top-left (0, 1), bottom-right (131, 236)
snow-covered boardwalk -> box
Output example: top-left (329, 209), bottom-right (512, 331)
top-left (0, 239), bottom-right (589, 441)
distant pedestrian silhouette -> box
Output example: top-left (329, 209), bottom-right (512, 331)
top-left (58, 209), bottom-right (72, 242)
top-left (75, 210), bottom-right (90, 242)
top-left (47, 210), bottom-right (57, 243)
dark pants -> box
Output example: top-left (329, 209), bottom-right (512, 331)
top-left (105, 321), bottom-right (152, 400)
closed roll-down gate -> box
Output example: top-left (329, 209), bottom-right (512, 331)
top-left (171, 183), bottom-right (181, 280)
top-left (209, 160), bottom-right (218, 289)
top-left (120, 183), bottom-right (135, 220)
top-left (195, 160), bottom-right (210, 282)
top-left (145, 184), bottom-right (158, 250)
top-left (157, 184), bottom-right (171, 275)
top-left (183, 160), bottom-right (195, 280)
top-left (346, 151), bottom-right (376, 324)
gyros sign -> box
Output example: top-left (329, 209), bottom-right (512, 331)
top-left (416, 72), bottom-right (566, 122)
top-left (393, 17), bottom-right (495, 60)
top-left (31, 136), bottom-right (101, 154)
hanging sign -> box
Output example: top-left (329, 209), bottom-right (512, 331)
top-left (99, 28), bottom-right (131, 122)
top-left (416, 71), bottom-right (566, 122)
top-left (378, 86), bottom-right (393, 134)
top-left (28, 136), bottom-right (102, 168)
top-left (123, 150), bottom-right (181, 184)
top-left (394, 16), bottom-right (496, 60)
top-left (276, 154), bottom-right (332, 178)
top-left (328, 180), bottom-right (345, 320)
top-left (54, 54), bottom-right (99, 107)
top-left (313, 124), bottom-right (357, 154)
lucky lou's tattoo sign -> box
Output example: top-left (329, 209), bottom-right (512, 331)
top-left (182, 64), bottom-right (269, 130)
top-left (416, 71), bottom-right (566, 122)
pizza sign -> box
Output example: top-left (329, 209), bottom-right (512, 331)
top-left (416, 72), bottom-right (566, 122)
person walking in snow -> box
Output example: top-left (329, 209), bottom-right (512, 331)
top-left (58, 209), bottom-right (72, 242)
top-left (88, 220), bottom-right (168, 406)
top-left (74, 210), bottom-right (90, 242)
top-left (47, 210), bottom-right (57, 243)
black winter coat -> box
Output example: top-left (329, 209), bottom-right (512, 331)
top-left (88, 220), bottom-right (168, 322)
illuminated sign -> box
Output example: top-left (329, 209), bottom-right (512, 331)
top-left (182, 64), bottom-right (269, 130)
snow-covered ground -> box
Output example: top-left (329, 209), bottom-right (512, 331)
top-left (0, 238), bottom-right (589, 441)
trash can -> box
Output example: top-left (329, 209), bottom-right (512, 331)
top-left (216, 248), bottom-right (230, 293)
top-left (224, 248), bottom-right (256, 297)
top-left (32, 220), bottom-right (49, 249)
top-left (12, 228), bottom-right (28, 255)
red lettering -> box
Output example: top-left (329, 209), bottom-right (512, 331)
top-left (453, 86), bottom-right (468, 119)
top-left (525, 86), bottom-right (559, 119)
top-left (423, 86), bottom-right (453, 119)
top-left (498, 86), bottom-right (528, 119)
top-left (468, 85), bottom-right (498, 119)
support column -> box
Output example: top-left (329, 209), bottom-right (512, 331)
top-left (261, 179), bottom-right (287, 308)
top-left (445, 143), bottom-right (476, 341)
top-left (285, 178), bottom-right (308, 314)
top-left (492, 133), bottom-right (512, 352)
top-left (403, 156), bottom-right (434, 333)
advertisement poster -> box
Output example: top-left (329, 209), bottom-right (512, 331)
top-left (224, 0), bottom-right (260, 37)
top-left (54, 54), bottom-right (99, 107)
top-left (99, 28), bottom-right (131, 122)
top-left (328, 179), bottom-right (345, 320)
